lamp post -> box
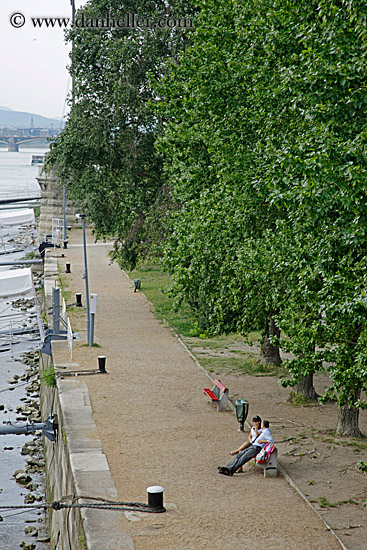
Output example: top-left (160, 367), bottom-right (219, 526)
top-left (71, 0), bottom-right (75, 101)
top-left (63, 186), bottom-right (68, 248)
top-left (77, 214), bottom-right (90, 344)
top-left (89, 293), bottom-right (97, 347)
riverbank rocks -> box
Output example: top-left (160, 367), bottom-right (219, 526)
top-left (25, 382), bottom-right (39, 394)
top-left (36, 536), bottom-right (50, 543)
top-left (26, 482), bottom-right (39, 491)
top-left (16, 404), bottom-right (41, 422)
top-left (5, 348), bottom-right (48, 543)
top-left (20, 351), bottom-right (39, 367)
top-left (21, 442), bottom-right (38, 456)
top-left (24, 526), bottom-right (38, 537)
top-left (26, 457), bottom-right (44, 469)
top-left (14, 471), bottom-right (32, 485)
top-left (12, 299), bottom-right (35, 310)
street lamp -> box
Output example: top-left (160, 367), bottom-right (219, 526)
top-left (63, 186), bottom-right (68, 248)
top-left (89, 293), bottom-right (97, 347)
top-left (71, 0), bottom-right (75, 101)
top-left (76, 213), bottom-right (90, 344)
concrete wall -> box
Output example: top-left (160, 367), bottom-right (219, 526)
top-left (37, 167), bottom-right (79, 237)
top-left (40, 354), bottom-right (86, 550)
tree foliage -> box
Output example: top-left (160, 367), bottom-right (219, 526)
top-left (47, 0), bottom-right (195, 268)
top-left (153, 0), bottom-right (367, 433)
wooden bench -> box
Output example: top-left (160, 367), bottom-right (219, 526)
top-left (203, 379), bottom-right (229, 411)
top-left (255, 447), bottom-right (278, 477)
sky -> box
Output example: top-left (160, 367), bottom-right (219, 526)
top-left (0, 0), bottom-right (86, 120)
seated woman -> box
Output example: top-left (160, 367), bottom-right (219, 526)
top-left (229, 415), bottom-right (262, 473)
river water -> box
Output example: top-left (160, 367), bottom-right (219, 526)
top-left (0, 147), bottom-right (48, 549)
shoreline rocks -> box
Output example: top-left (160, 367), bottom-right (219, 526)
top-left (8, 351), bottom-right (49, 548)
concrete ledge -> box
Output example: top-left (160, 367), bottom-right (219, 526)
top-left (41, 350), bottom-right (134, 550)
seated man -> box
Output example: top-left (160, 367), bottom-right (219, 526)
top-left (218, 420), bottom-right (273, 476)
top-left (230, 415), bottom-right (262, 472)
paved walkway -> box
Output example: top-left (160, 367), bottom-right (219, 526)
top-left (54, 230), bottom-right (341, 550)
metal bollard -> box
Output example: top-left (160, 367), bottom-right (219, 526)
top-left (147, 486), bottom-right (165, 511)
top-left (66, 263), bottom-right (71, 273)
top-left (98, 356), bottom-right (106, 373)
top-left (75, 293), bottom-right (82, 307)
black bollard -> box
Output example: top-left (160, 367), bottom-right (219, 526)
top-left (75, 293), bottom-right (82, 307)
top-left (66, 263), bottom-right (71, 274)
top-left (98, 356), bottom-right (106, 373)
top-left (147, 486), bottom-right (165, 511)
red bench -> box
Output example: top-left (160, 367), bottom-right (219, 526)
top-left (203, 379), bottom-right (229, 411)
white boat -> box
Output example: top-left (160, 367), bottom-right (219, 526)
top-left (31, 154), bottom-right (45, 166)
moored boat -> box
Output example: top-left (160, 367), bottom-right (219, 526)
top-left (31, 154), bottom-right (45, 166)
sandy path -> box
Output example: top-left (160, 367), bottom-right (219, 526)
top-left (57, 231), bottom-right (342, 550)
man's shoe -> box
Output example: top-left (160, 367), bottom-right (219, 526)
top-left (218, 467), bottom-right (231, 476)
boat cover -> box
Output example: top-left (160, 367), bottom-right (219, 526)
top-left (0, 268), bottom-right (34, 301)
top-left (0, 208), bottom-right (35, 227)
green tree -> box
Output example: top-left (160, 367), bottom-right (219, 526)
top-left (155, 0), bottom-right (291, 363)
top-left (47, 0), bottom-right (195, 269)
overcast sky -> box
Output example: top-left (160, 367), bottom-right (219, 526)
top-left (0, 0), bottom-right (86, 119)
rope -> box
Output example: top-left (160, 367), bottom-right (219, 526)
top-left (0, 497), bottom-right (165, 514)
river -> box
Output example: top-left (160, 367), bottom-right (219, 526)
top-left (0, 147), bottom-right (48, 550)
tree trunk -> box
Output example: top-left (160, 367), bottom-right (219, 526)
top-left (337, 390), bottom-right (362, 437)
top-left (294, 372), bottom-right (319, 400)
top-left (260, 317), bottom-right (282, 365)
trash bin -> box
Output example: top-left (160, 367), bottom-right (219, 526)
top-left (133, 278), bottom-right (141, 292)
top-left (235, 398), bottom-right (249, 432)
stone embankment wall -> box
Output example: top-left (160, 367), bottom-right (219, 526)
top-left (37, 167), bottom-right (79, 237)
top-left (40, 355), bottom-right (86, 550)
top-left (39, 252), bottom-right (133, 550)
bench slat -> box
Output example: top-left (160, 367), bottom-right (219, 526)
top-left (213, 378), bottom-right (226, 392)
top-left (203, 388), bottom-right (219, 401)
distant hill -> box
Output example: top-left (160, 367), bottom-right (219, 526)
top-left (0, 108), bottom-right (64, 129)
